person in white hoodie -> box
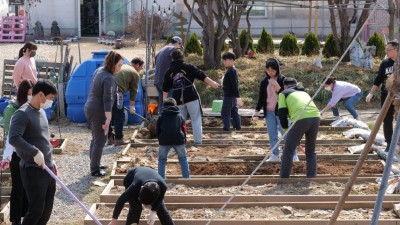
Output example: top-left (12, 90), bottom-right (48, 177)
top-left (320, 76), bottom-right (362, 120)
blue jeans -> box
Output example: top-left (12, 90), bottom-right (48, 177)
top-left (221, 96), bottom-right (241, 131)
top-left (158, 144), bottom-right (190, 179)
top-left (331, 92), bottom-right (362, 119)
top-left (178, 100), bottom-right (202, 144)
top-left (265, 110), bottom-right (297, 157)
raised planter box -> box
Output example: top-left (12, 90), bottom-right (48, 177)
top-left (110, 159), bottom-right (384, 179)
top-left (0, 201), bottom-right (10, 223)
top-left (84, 202), bottom-right (400, 225)
top-left (52, 138), bottom-right (68, 154)
top-left (100, 178), bottom-right (394, 203)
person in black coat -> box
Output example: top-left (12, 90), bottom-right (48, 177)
top-left (157, 97), bottom-right (190, 179)
top-left (221, 52), bottom-right (241, 131)
top-left (108, 167), bottom-right (175, 225)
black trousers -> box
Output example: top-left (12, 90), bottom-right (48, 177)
top-left (108, 99), bottom-right (125, 140)
top-left (280, 117), bottom-right (320, 178)
top-left (125, 199), bottom-right (175, 225)
top-left (123, 181), bottom-right (175, 225)
top-left (9, 152), bottom-right (29, 223)
top-left (381, 93), bottom-right (395, 151)
top-left (20, 166), bottom-right (56, 225)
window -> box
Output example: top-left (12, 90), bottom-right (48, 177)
top-left (247, 2), bottom-right (266, 17)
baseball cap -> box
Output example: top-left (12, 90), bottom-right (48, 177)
top-left (171, 36), bottom-right (182, 44)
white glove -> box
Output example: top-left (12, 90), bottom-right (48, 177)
top-left (33, 150), bottom-right (45, 169)
top-left (147, 211), bottom-right (157, 225)
top-left (252, 112), bottom-right (259, 121)
top-left (129, 105), bottom-right (136, 114)
top-left (366, 93), bottom-right (373, 103)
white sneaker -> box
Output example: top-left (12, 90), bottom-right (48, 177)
top-left (267, 154), bottom-right (281, 162)
top-left (293, 155), bottom-right (299, 162)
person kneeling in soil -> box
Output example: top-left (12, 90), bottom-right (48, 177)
top-left (108, 167), bottom-right (175, 225)
top-left (157, 97), bottom-right (190, 179)
top-left (278, 78), bottom-right (320, 178)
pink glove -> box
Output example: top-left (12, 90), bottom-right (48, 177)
top-left (0, 160), bottom-right (9, 172)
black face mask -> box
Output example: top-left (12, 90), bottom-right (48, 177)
top-left (30, 50), bottom-right (36, 58)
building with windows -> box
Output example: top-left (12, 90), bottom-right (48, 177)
top-left (0, 0), bottom-right (391, 40)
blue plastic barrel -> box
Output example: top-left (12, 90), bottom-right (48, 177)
top-left (0, 96), bottom-right (10, 116)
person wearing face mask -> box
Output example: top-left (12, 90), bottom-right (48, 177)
top-left (8, 80), bottom-right (57, 225)
top-left (84, 51), bottom-right (123, 177)
top-left (12, 42), bottom-right (38, 89)
top-left (0, 80), bottom-right (33, 225)
top-left (320, 76), bottom-right (362, 120)
top-left (252, 58), bottom-right (299, 162)
top-left (108, 167), bottom-right (175, 225)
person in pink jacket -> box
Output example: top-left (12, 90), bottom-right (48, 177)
top-left (12, 42), bottom-right (38, 89)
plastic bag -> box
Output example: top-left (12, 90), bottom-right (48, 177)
top-left (330, 118), bottom-right (370, 130)
top-left (343, 128), bottom-right (386, 146)
top-left (347, 143), bottom-right (385, 154)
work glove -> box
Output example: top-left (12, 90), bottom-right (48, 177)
top-left (107, 219), bottom-right (118, 225)
top-left (129, 105), bottom-right (136, 114)
top-left (366, 93), bottom-right (373, 103)
top-left (251, 112), bottom-right (259, 121)
top-left (52, 160), bottom-right (58, 176)
top-left (33, 150), bottom-right (45, 169)
top-left (147, 211), bottom-right (157, 225)
top-left (0, 159), bottom-right (9, 172)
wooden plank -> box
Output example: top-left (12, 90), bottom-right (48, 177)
top-left (0, 201), bottom-right (10, 222)
top-left (225, 154), bottom-right (379, 161)
top-left (189, 126), bottom-right (352, 132)
top-left (100, 179), bottom-right (397, 204)
top-left (84, 203), bottom-right (400, 225)
top-left (53, 138), bottom-right (68, 154)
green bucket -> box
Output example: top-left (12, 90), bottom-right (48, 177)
top-left (212, 100), bottom-right (223, 113)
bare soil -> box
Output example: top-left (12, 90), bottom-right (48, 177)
top-left (109, 180), bottom-right (378, 196)
top-left (123, 145), bottom-right (359, 162)
top-left (115, 161), bottom-right (383, 176)
top-left (94, 204), bottom-right (396, 220)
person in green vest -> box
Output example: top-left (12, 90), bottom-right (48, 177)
top-left (107, 58), bottom-right (144, 146)
top-left (277, 77), bottom-right (320, 178)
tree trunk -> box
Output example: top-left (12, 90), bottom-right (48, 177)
top-left (327, 0), bottom-right (373, 62)
top-left (183, 0), bottom-right (249, 70)
top-left (308, 0), bottom-right (312, 33)
top-left (388, 0), bottom-right (395, 40)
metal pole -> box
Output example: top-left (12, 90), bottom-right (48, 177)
top-left (44, 166), bottom-right (102, 225)
top-left (371, 95), bottom-right (400, 225)
top-left (144, 0), bottom-right (150, 117)
top-left (327, 92), bottom-right (395, 225)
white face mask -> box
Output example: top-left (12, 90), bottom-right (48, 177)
top-left (27, 95), bottom-right (32, 101)
top-left (40, 99), bottom-right (53, 109)
top-left (324, 86), bottom-right (332, 91)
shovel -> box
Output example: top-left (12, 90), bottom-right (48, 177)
top-left (124, 107), bottom-right (149, 122)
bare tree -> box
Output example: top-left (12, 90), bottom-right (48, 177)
top-left (327, 0), bottom-right (374, 61)
top-left (126, 9), bottom-right (173, 65)
top-left (183, 0), bottom-right (250, 69)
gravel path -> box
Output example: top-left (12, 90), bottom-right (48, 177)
top-left (48, 119), bottom-right (132, 225)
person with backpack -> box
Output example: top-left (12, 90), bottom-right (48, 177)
top-left (162, 49), bottom-right (219, 144)
top-left (157, 97), bottom-right (190, 179)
